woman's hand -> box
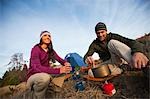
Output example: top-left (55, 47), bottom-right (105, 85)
top-left (131, 52), bottom-right (149, 69)
top-left (60, 62), bottom-right (72, 73)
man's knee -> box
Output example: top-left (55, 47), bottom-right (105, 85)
top-left (108, 39), bottom-right (120, 49)
top-left (108, 39), bottom-right (131, 51)
top-left (107, 39), bottom-right (132, 64)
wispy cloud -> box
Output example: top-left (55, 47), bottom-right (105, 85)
top-left (0, 0), bottom-right (149, 77)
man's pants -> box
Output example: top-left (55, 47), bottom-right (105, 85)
top-left (107, 39), bottom-right (149, 78)
top-left (107, 39), bottom-right (132, 65)
top-left (98, 39), bottom-right (131, 75)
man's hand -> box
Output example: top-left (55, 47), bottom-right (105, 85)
top-left (131, 52), bottom-right (149, 69)
top-left (60, 62), bottom-right (72, 73)
top-left (85, 56), bottom-right (94, 65)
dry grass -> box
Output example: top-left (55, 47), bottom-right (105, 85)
top-left (0, 70), bottom-right (149, 99)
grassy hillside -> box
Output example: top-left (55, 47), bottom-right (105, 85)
top-left (0, 64), bottom-right (27, 87)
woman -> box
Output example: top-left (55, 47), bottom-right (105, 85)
top-left (26, 31), bottom-right (72, 98)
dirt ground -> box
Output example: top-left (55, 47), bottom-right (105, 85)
top-left (1, 69), bottom-right (149, 99)
top-left (48, 70), bottom-right (149, 99)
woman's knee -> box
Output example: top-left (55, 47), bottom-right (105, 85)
top-left (36, 73), bottom-right (51, 85)
top-left (27, 73), bottom-right (51, 89)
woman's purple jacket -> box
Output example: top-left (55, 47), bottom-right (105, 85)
top-left (26, 44), bottom-right (67, 80)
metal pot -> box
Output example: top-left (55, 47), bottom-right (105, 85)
top-left (92, 64), bottom-right (111, 78)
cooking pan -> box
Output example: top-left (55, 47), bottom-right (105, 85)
top-left (92, 64), bottom-right (111, 78)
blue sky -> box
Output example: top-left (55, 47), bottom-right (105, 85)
top-left (0, 0), bottom-right (150, 78)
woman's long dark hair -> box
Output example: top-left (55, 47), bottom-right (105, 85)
top-left (39, 31), bottom-right (56, 63)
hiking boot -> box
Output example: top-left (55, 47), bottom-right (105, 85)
top-left (108, 64), bottom-right (123, 76)
top-left (119, 64), bottom-right (132, 71)
top-left (49, 83), bottom-right (62, 92)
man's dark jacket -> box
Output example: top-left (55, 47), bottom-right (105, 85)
top-left (84, 33), bottom-right (145, 62)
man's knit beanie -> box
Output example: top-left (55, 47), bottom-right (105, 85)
top-left (95, 22), bottom-right (107, 32)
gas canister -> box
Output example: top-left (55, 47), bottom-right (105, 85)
top-left (102, 81), bottom-right (116, 96)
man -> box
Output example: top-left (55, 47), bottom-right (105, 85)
top-left (84, 22), bottom-right (149, 75)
